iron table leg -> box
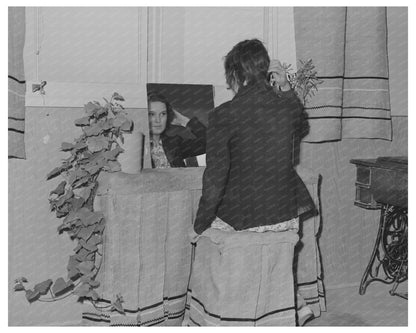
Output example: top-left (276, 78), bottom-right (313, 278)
top-left (359, 204), bottom-right (407, 298)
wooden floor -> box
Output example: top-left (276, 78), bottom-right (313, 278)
top-left (305, 282), bottom-right (408, 326)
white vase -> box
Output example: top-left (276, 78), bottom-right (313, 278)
top-left (118, 131), bottom-right (144, 174)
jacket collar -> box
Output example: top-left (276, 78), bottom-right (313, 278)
top-left (232, 81), bottom-right (270, 100)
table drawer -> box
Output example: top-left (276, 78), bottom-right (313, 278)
top-left (354, 184), bottom-right (381, 209)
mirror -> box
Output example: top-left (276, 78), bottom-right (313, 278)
top-left (145, 83), bottom-right (214, 169)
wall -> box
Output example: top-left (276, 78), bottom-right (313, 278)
top-left (9, 107), bottom-right (91, 325)
top-left (9, 7), bottom-right (407, 325)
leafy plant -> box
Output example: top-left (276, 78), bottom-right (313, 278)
top-left (282, 59), bottom-right (323, 105)
top-left (14, 92), bottom-right (132, 314)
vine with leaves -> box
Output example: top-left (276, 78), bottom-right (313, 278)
top-left (14, 92), bottom-right (132, 314)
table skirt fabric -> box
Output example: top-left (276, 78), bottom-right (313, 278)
top-left (82, 190), bottom-right (194, 326)
top-left (296, 207), bottom-right (327, 317)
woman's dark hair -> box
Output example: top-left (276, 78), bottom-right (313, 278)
top-left (224, 39), bottom-right (270, 91)
top-left (147, 91), bottom-right (175, 131)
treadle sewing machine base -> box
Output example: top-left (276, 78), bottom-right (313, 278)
top-left (351, 157), bottom-right (408, 300)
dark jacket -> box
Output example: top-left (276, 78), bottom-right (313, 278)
top-left (161, 117), bottom-right (207, 168)
top-left (194, 82), bottom-right (317, 234)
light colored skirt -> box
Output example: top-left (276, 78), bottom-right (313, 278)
top-left (211, 216), bottom-right (299, 233)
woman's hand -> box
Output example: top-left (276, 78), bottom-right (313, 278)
top-left (269, 59), bottom-right (291, 92)
top-left (171, 108), bottom-right (190, 127)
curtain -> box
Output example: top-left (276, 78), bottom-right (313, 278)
top-left (8, 7), bottom-right (26, 159)
top-left (294, 7), bottom-right (392, 142)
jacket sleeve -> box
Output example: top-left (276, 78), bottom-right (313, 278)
top-left (193, 105), bottom-right (232, 235)
top-left (277, 89), bottom-right (309, 139)
top-left (178, 117), bottom-right (207, 159)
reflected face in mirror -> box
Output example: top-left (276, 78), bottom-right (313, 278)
top-left (269, 72), bottom-right (278, 87)
top-left (148, 101), bottom-right (168, 137)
